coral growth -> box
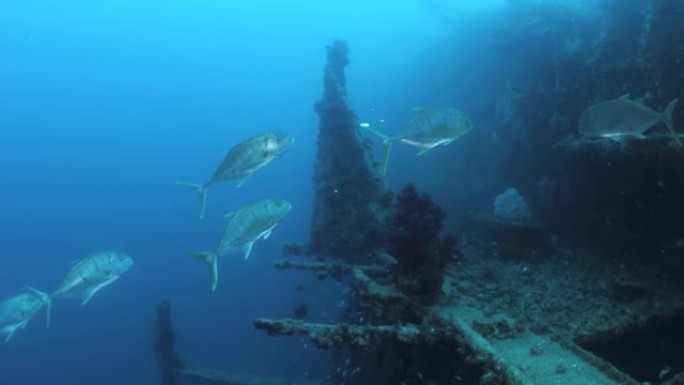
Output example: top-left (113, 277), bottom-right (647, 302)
top-left (388, 185), bottom-right (458, 300)
top-left (494, 188), bottom-right (532, 221)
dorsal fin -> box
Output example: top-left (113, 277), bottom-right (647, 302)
top-left (618, 94), bottom-right (631, 101)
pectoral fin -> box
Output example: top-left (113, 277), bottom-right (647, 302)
top-left (81, 277), bottom-right (119, 305)
top-left (243, 242), bottom-right (255, 260)
top-left (416, 147), bottom-right (432, 156)
top-left (261, 226), bottom-right (276, 240)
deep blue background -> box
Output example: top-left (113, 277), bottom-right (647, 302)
top-left (0, 0), bottom-right (598, 383)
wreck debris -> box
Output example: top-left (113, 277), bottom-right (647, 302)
top-left (252, 313), bottom-right (532, 385)
top-left (176, 368), bottom-right (308, 385)
top-left (292, 303), bottom-right (309, 320)
top-left (251, 37), bottom-right (684, 384)
top-left (153, 300), bottom-right (184, 385)
top-left (253, 318), bottom-right (429, 349)
top-left (305, 39), bottom-right (392, 263)
top-left (272, 259), bottom-right (387, 279)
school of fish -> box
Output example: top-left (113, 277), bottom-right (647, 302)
top-left (0, 251), bottom-right (133, 342)
top-left (5, 93), bottom-right (679, 341)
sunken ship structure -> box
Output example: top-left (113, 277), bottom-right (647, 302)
top-left (154, 1), bottom-right (684, 384)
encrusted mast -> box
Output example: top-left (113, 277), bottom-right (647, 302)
top-left (305, 40), bottom-right (391, 262)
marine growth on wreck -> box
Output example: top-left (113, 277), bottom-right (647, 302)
top-left (4, 1), bottom-right (684, 385)
top-left (249, 2), bottom-right (684, 382)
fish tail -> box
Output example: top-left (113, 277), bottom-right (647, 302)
top-left (662, 98), bottom-right (682, 147)
top-left (187, 251), bottom-right (219, 291)
top-left (380, 139), bottom-right (394, 176)
top-left (25, 286), bottom-right (52, 328)
top-left (362, 126), bottom-right (394, 175)
top-left (176, 182), bottom-right (208, 219)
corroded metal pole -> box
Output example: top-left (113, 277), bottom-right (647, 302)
top-left (308, 40), bottom-right (392, 262)
top-left (153, 300), bottom-right (183, 385)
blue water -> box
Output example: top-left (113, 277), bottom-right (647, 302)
top-left (0, 0), bottom-right (602, 384)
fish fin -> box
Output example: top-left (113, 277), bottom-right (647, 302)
top-left (662, 98), bottom-right (682, 147)
top-left (412, 106), bottom-right (427, 113)
top-left (187, 251), bottom-right (219, 291)
top-left (380, 139), bottom-right (395, 175)
top-left (618, 94), bottom-right (631, 101)
top-left (3, 328), bottom-right (13, 343)
top-left (45, 298), bottom-right (51, 329)
top-left (236, 179), bottom-right (247, 188)
top-left (363, 125), bottom-right (390, 142)
top-left (361, 125), bottom-right (394, 176)
top-left (243, 242), bottom-right (255, 260)
top-left (3, 322), bottom-right (23, 342)
top-left (81, 277), bottom-right (118, 305)
top-left (223, 211), bottom-right (235, 220)
top-left (25, 286), bottom-right (52, 328)
top-left (262, 229), bottom-right (273, 240)
top-left (416, 147), bottom-right (432, 156)
top-left (176, 182), bottom-right (208, 219)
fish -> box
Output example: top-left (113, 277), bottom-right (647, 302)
top-left (177, 131), bottom-right (294, 219)
top-left (578, 95), bottom-right (681, 146)
top-left (188, 198), bottom-right (292, 291)
top-left (53, 251), bottom-right (134, 305)
top-left (363, 106), bottom-right (472, 175)
top-left (0, 286), bottom-right (51, 342)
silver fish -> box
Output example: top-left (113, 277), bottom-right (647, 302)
top-left (188, 198), bottom-right (292, 291)
top-left (364, 107), bottom-right (472, 175)
top-left (578, 95), bottom-right (681, 146)
top-left (53, 251), bottom-right (134, 305)
top-left (177, 131), bottom-right (294, 219)
top-left (0, 287), bottom-right (51, 342)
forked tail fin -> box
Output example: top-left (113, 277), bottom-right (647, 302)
top-left (187, 251), bottom-right (218, 291)
top-left (25, 286), bottom-right (51, 328)
top-left (363, 125), bottom-right (394, 176)
top-left (662, 98), bottom-right (682, 147)
top-left (176, 182), bottom-right (207, 219)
